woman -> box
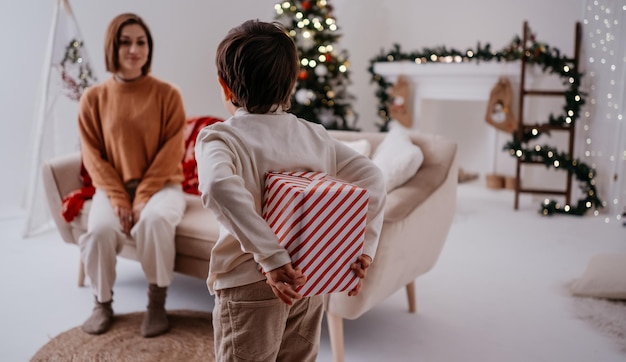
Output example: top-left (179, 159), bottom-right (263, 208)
top-left (77, 13), bottom-right (186, 338)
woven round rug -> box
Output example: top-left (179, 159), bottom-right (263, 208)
top-left (31, 310), bottom-right (214, 362)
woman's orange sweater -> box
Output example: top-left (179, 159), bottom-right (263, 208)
top-left (78, 75), bottom-right (185, 209)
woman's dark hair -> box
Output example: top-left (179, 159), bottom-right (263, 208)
top-left (216, 20), bottom-right (299, 113)
top-left (104, 13), bottom-right (153, 75)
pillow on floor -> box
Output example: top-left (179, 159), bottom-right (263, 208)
top-left (371, 122), bottom-right (424, 192)
top-left (570, 253), bottom-right (626, 300)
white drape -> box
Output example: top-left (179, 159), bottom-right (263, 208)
top-left (22, 0), bottom-right (96, 237)
top-left (582, 0), bottom-right (626, 221)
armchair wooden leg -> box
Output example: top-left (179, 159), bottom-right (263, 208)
top-left (406, 281), bottom-right (416, 313)
top-left (326, 312), bottom-right (345, 362)
top-left (78, 259), bottom-right (85, 287)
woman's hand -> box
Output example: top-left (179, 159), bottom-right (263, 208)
top-left (133, 202), bottom-right (146, 224)
top-left (114, 206), bottom-right (134, 235)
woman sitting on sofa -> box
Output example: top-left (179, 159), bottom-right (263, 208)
top-left (77, 12), bottom-right (186, 338)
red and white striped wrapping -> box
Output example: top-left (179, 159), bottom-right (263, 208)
top-left (262, 171), bottom-right (369, 296)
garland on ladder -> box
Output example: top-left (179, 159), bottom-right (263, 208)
top-left (368, 34), bottom-right (602, 216)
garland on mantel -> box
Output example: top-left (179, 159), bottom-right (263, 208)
top-left (368, 34), bottom-right (602, 216)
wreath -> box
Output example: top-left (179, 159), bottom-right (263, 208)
top-left (368, 33), bottom-right (602, 216)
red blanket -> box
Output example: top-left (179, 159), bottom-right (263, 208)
top-left (61, 116), bottom-right (223, 222)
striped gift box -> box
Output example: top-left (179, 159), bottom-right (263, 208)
top-left (262, 171), bottom-right (369, 296)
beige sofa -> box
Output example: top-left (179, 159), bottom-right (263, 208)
top-left (42, 130), bottom-right (457, 362)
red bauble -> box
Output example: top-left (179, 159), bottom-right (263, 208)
top-left (298, 70), bottom-right (309, 80)
top-left (302, 0), bottom-right (311, 10)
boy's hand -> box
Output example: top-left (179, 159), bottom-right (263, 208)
top-left (348, 254), bottom-right (372, 297)
top-left (266, 263), bottom-right (307, 305)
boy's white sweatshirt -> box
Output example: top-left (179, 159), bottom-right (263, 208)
top-left (195, 108), bottom-right (385, 294)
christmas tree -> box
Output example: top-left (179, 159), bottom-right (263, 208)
top-left (274, 0), bottom-right (358, 130)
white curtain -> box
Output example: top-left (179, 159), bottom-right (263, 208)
top-left (22, 0), bottom-right (96, 237)
top-left (582, 0), bottom-right (626, 221)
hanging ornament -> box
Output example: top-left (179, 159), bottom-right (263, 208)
top-left (302, 0), bottom-right (312, 11)
top-left (295, 88), bottom-right (315, 105)
top-left (485, 77), bottom-right (517, 133)
top-left (388, 76), bottom-right (412, 128)
top-left (298, 69), bottom-right (309, 80)
top-left (314, 64), bottom-right (328, 77)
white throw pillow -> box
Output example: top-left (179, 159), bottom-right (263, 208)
top-left (340, 139), bottom-right (372, 158)
top-left (371, 123), bottom-right (424, 192)
top-left (570, 253), bottom-right (626, 300)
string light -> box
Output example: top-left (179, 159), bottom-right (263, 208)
top-left (583, 0), bottom-right (625, 223)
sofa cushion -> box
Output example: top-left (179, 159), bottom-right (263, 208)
top-left (174, 194), bottom-right (219, 260)
top-left (328, 130), bottom-right (457, 222)
top-left (371, 124), bottom-right (424, 192)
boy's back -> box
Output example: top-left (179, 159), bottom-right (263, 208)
top-left (194, 19), bottom-right (385, 361)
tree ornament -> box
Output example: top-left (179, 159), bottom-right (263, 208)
top-left (315, 64), bottom-right (328, 77)
top-left (295, 88), bottom-right (315, 105)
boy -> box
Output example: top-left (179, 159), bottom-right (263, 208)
top-left (195, 19), bottom-right (385, 361)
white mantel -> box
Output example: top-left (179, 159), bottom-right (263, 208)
top-left (373, 61), bottom-right (525, 128)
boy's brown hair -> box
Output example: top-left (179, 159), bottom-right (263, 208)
top-left (216, 20), bottom-right (299, 114)
top-left (104, 13), bottom-right (153, 75)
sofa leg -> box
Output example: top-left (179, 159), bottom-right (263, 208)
top-left (78, 259), bottom-right (85, 287)
top-left (326, 311), bottom-right (345, 362)
top-left (406, 281), bottom-right (416, 313)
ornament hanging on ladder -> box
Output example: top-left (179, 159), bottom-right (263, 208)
top-left (485, 77), bottom-right (517, 133)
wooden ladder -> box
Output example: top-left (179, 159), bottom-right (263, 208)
top-left (513, 20), bottom-right (582, 210)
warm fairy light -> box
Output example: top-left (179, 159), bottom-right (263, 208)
top-left (338, 64), bottom-right (347, 72)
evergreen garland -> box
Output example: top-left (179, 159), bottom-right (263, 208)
top-left (368, 34), bottom-right (602, 216)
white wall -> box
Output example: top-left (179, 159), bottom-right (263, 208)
top-left (0, 0), bottom-right (585, 217)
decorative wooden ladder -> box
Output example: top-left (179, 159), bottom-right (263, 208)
top-left (513, 20), bottom-right (582, 210)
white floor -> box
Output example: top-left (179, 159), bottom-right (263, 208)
top-left (2, 180), bottom-right (625, 362)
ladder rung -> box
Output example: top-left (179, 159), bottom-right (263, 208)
top-left (518, 188), bottom-right (568, 196)
top-left (520, 124), bottom-right (574, 131)
top-left (523, 90), bottom-right (566, 96)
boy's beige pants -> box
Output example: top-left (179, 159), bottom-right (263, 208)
top-left (213, 280), bottom-right (324, 362)
top-left (79, 185), bottom-right (186, 303)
